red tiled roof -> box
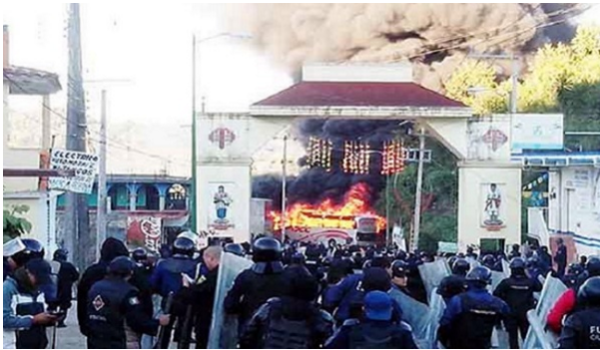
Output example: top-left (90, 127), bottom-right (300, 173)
top-left (253, 81), bottom-right (466, 108)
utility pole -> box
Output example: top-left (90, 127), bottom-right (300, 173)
top-left (190, 35), bottom-right (197, 233)
top-left (96, 90), bottom-right (107, 260)
top-left (65, 3), bottom-right (89, 268)
top-left (411, 128), bottom-right (426, 252)
top-left (281, 135), bottom-right (288, 243)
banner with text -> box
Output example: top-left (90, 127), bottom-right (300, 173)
top-left (48, 149), bottom-right (99, 194)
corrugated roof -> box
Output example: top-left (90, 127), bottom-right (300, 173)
top-left (3, 65), bottom-right (62, 95)
top-left (252, 81), bottom-right (466, 108)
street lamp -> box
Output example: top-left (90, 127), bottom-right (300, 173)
top-left (190, 32), bottom-right (252, 233)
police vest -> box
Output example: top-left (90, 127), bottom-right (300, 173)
top-left (450, 293), bottom-right (503, 349)
top-left (348, 322), bottom-right (402, 349)
top-left (15, 290), bottom-right (47, 349)
top-left (87, 279), bottom-right (139, 348)
top-left (263, 301), bottom-right (314, 349)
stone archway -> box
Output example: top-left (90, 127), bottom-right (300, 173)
top-left (195, 63), bottom-right (522, 250)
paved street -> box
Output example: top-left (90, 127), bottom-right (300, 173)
top-left (52, 303), bottom-right (85, 349)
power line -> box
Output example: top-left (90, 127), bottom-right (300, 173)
top-left (4, 72), bottom-right (189, 166)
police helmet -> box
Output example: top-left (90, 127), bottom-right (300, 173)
top-left (172, 237), bottom-right (195, 257)
top-left (224, 243), bottom-right (246, 257)
top-left (108, 256), bottom-right (135, 276)
top-left (252, 237), bottom-right (282, 263)
top-left (391, 260), bottom-right (409, 278)
top-left (481, 254), bottom-right (496, 267)
top-left (131, 248), bottom-right (148, 262)
top-left (395, 250), bottom-right (407, 261)
top-left (527, 256), bottom-right (539, 268)
top-left (11, 238), bottom-right (45, 266)
top-left (509, 257), bottom-right (526, 270)
top-left (568, 263), bottom-right (584, 276)
top-left (447, 256), bottom-right (458, 269)
top-left (362, 259), bottom-right (372, 269)
top-left (53, 248), bottom-right (68, 261)
top-left (586, 256), bottom-right (600, 277)
top-left (452, 258), bottom-right (470, 276)
top-left (578, 276), bottom-right (600, 306)
top-left (466, 266), bottom-right (492, 285)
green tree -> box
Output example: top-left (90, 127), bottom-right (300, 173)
top-left (3, 205), bottom-right (32, 243)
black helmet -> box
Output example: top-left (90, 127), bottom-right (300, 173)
top-left (395, 250), bottom-right (407, 261)
top-left (452, 258), bottom-right (470, 276)
top-left (578, 276), bottom-right (600, 305)
top-left (53, 248), bottom-right (68, 261)
top-left (391, 260), bottom-right (409, 278)
top-left (510, 257), bottom-right (526, 270)
top-left (568, 263), bottom-right (584, 276)
top-left (466, 266), bottom-right (492, 285)
top-left (586, 256), bottom-right (600, 277)
top-left (172, 237), bottom-right (195, 257)
top-left (108, 256), bottom-right (135, 276)
top-left (131, 248), bottom-right (148, 262)
top-left (11, 238), bottom-right (45, 266)
top-left (481, 254), bottom-right (496, 267)
top-left (252, 237), bottom-right (282, 263)
top-left (447, 256), bottom-right (458, 268)
top-left (224, 243), bottom-right (246, 257)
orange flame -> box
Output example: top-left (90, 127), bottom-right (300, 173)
top-left (269, 183), bottom-right (386, 231)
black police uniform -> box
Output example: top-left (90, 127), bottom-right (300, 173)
top-left (559, 276), bottom-right (600, 348)
top-left (224, 237), bottom-right (288, 329)
top-left (494, 276), bottom-right (541, 348)
top-left (86, 278), bottom-right (159, 348)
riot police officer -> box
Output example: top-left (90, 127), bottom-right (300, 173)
top-left (559, 276), bottom-right (600, 348)
top-left (52, 249), bottom-right (79, 327)
top-left (224, 237), bottom-right (288, 330)
top-left (438, 266), bottom-right (509, 349)
top-left (438, 258), bottom-right (469, 303)
top-left (150, 237), bottom-right (198, 303)
top-left (390, 259), bottom-right (411, 296)
top-left (86, 256), bottom-right (170, 349)
top-left (493, 257), bottom-right (542, 349)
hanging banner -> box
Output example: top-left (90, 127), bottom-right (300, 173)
top-left (48, 149), bottom-right (99, 194)
top-left (126, 216), bottom-right (162, 252)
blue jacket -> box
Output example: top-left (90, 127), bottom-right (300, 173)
top-left (439, 286), bottom-right (509, 349)
top-left (323, 274), bottom-right (402, 323)
top-left (150, 256), bottom-right (198, 298)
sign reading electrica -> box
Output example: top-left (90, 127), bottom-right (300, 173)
top-left (48, 149), bottom-right (99, 194)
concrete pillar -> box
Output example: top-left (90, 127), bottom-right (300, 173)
top-left (126, 184), bottom-right (140, 211)
top-left (156, 184), bottom-right (170, 211)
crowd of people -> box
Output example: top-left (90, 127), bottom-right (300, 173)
top-left (3, 234), bottom-right (600, 349)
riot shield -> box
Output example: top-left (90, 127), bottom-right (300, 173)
top-left (3, 237), bottom-right (25, 257)
top-left (207, 252), bottom-right (253, 349)
top-left (389, 289), bottom-right (432, 348)
top-left (424, 288), bottom-right (446, 349)
top-left (418, 259), bottom-right (451, 302)
top-left (490, 271), bottom-right (506, 292)
top-left (522, 273), bottom-right (567, 349)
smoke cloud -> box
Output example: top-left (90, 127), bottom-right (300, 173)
top-left (237, 4), bottom-right (586, 207)
top-left (222, 3), bottom-right (585, 90)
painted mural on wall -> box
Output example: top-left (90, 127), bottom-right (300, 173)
top-left (467, 118), bottom-right (510, 161)
top-left (126, 216), bottom-right (162, 252)
top-left (481, 183), bottom-right (506, 231)
top-left (210, 183), bottom-right (235, 231)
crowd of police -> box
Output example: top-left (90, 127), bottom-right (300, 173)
top-left (3, 234), bottom-right (600, 349)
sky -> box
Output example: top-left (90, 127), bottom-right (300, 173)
top-left (3, 3), bottom-right (600, 176)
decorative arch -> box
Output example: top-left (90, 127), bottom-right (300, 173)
top-left (137, 184), bottom-right (160, 210)
top-left (108, 184), bottom-right (128, 210)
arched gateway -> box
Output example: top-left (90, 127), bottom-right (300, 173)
top-left (195, 63), bottom-right (521, 252)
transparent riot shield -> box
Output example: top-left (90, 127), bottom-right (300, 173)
top-left (522, 273), bottom-right (567, 349)
top-left (424, 288), bottom-right (446, 349)
top-left (389, 289), bottom-right (432, 347)
top-left (208, 252), bottom-right (253, 349)
top-left (3, 238), bottom-right (25, 257)
top-left (418, 259), bottom-right (451, 302)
